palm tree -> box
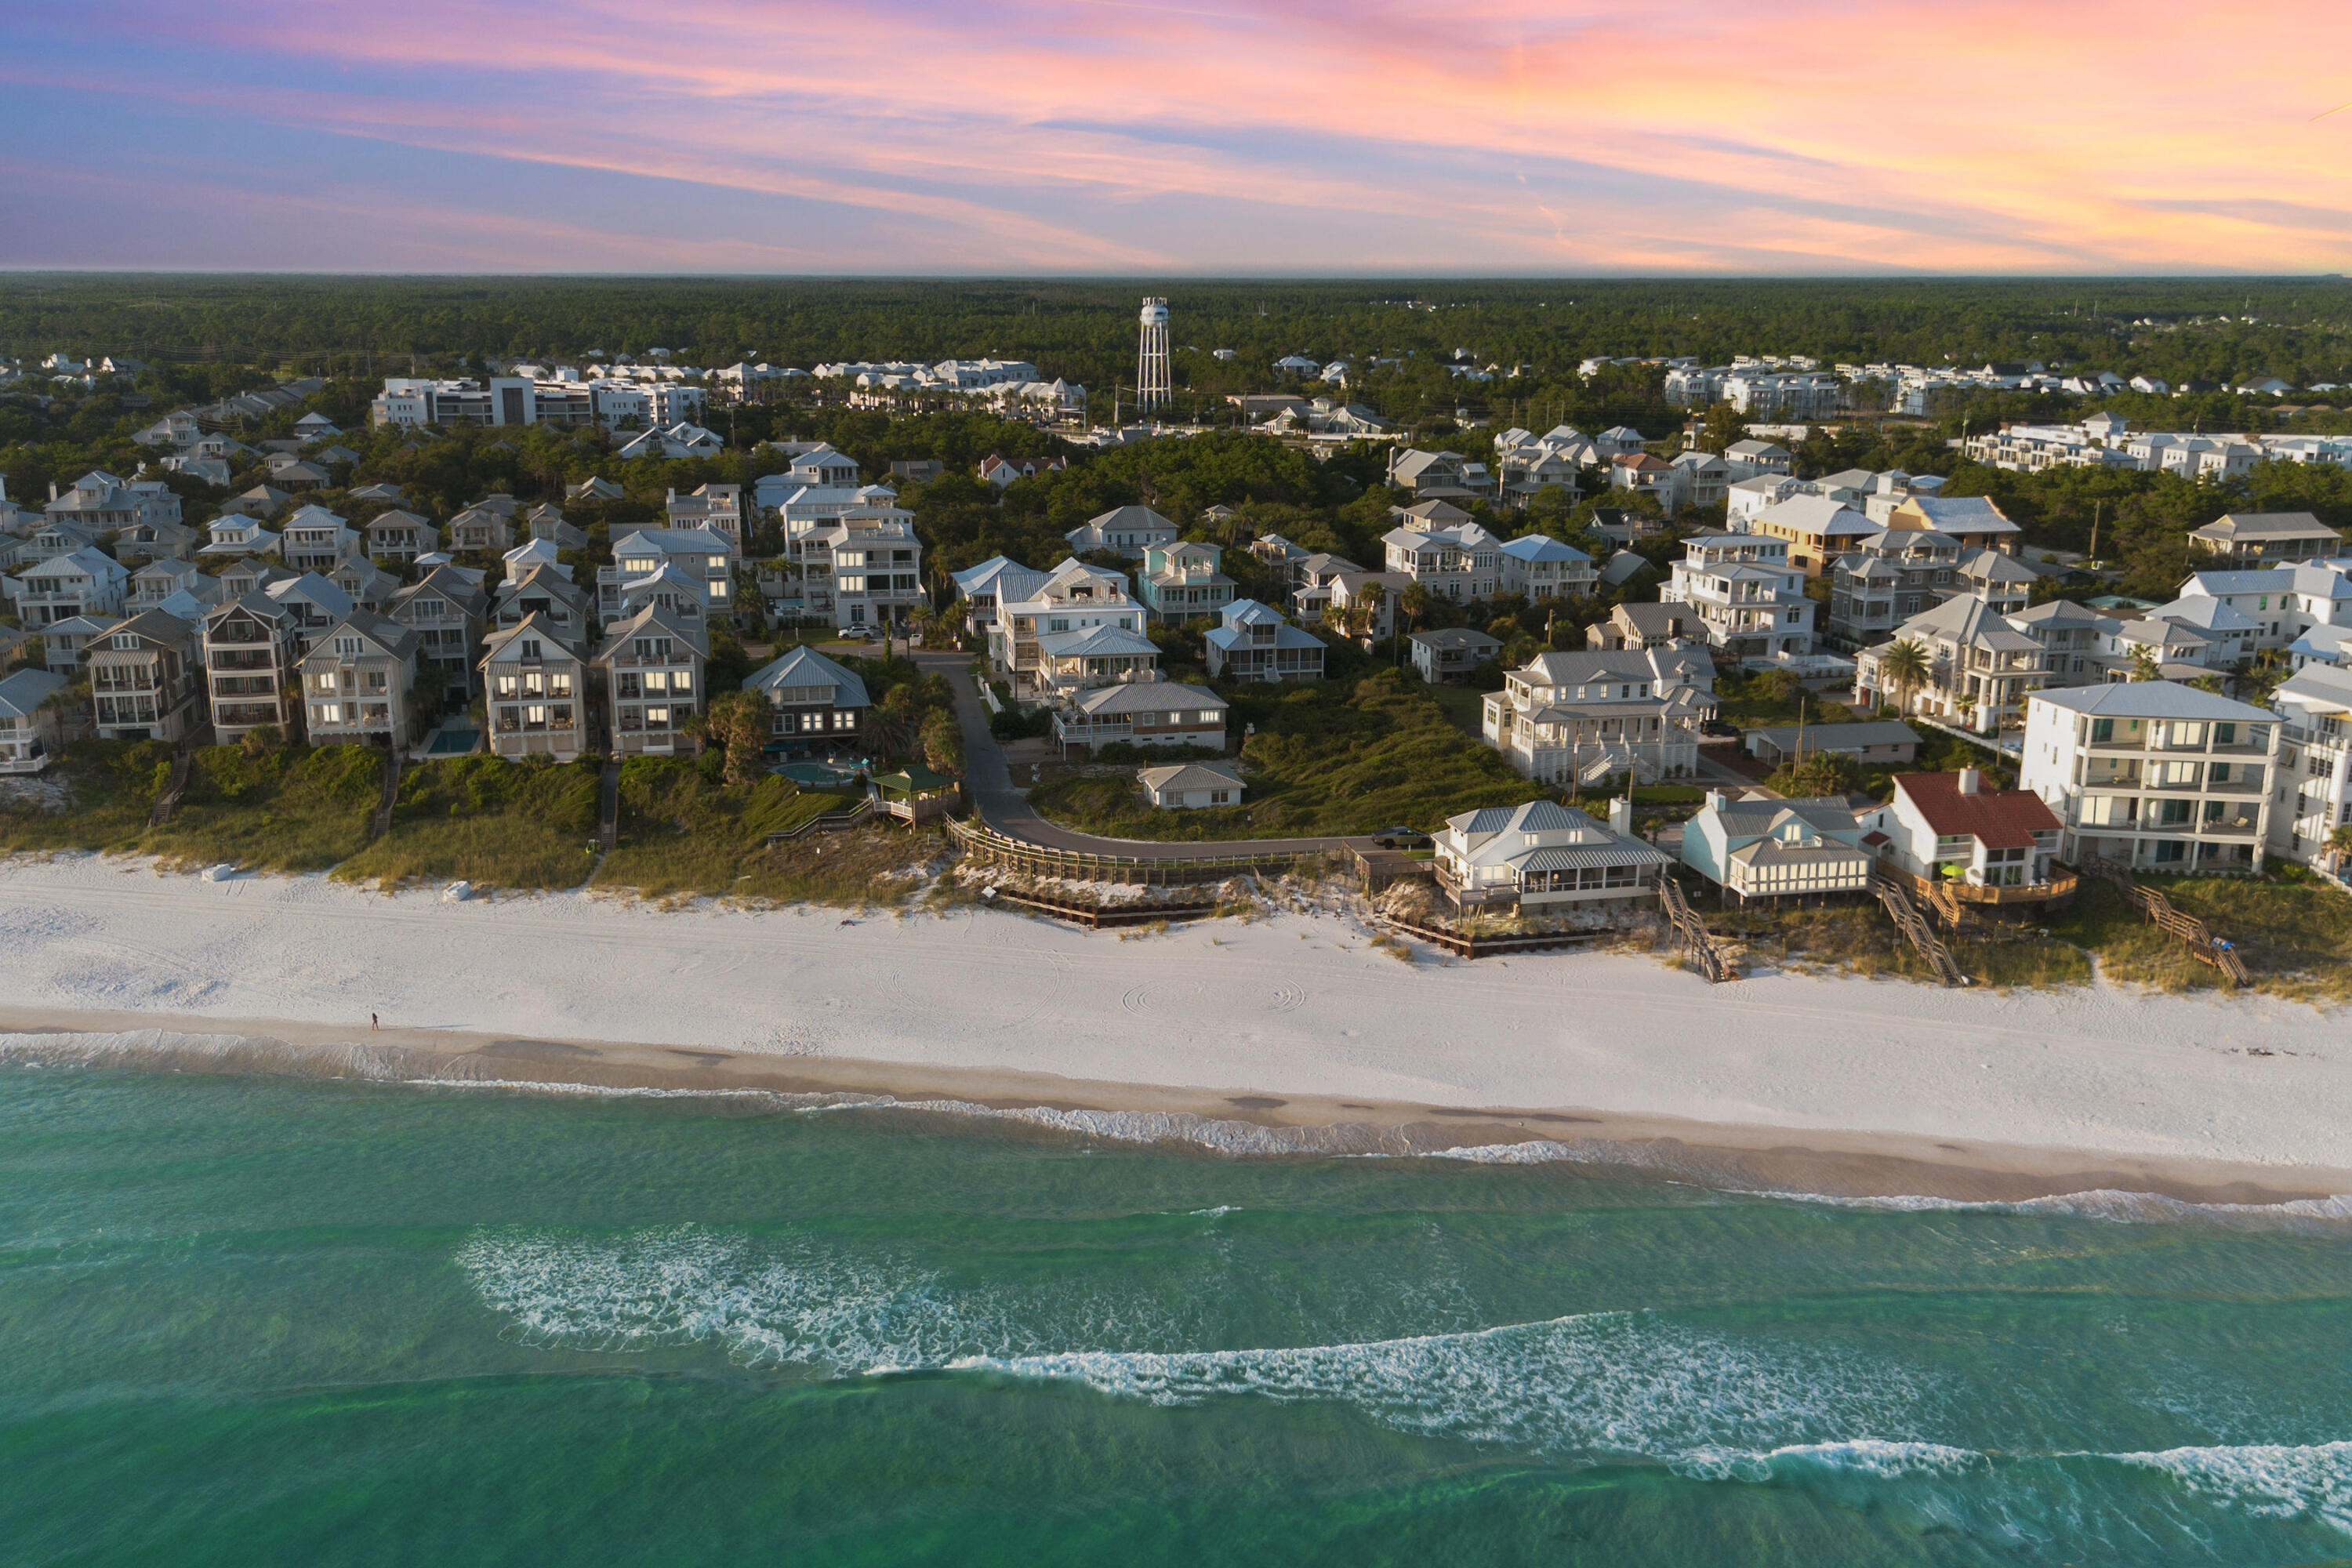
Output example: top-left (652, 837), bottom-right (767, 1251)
top-left (2324, 824), bottom-right (2352, 876)
top-left (1877, 638), bottom-right (1929, 715)
top-left (2128, 644), bottom-right (2161, 683)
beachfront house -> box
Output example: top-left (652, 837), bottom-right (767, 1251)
top-left (387, 565), bottom-right (492, 703)
top-left (2018, 683), bottom-right (2276, 876)
top-left (87, 610), bottom-right (201, 742)
top-left (299, 612), bottom-right (424, 749)
top-left (0, 668), bottom-right (68, 772)
top-left (1680, 791), bottom-right (1874, 905)
top-left (478, 614), bottom-right (588, 761)
top-left (201, 593), bottom-right (304, 741)
top-left (594, 604), bottom-right (707, 758)
top-left (1432, 797), bottom-right (1671, 915)
top-left (1866, 768), bottom-right (2072, 902)
top-left (744, 643), bottom-right (869, 755)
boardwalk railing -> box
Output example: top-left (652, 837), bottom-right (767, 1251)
top-left (1374, 915), bottom-right (1606, 960)
top-left (766, 798), bottom-right (877, 844)
top-left (983, 887), bottom-right (1221, 928)
top-left (369, 748), bottom-right (403, 840)
top-left (1658, 875), bottom-right (1740, 982)
top-left (1871, 870), bottom-right (1969, 987)
top-left (947, 816), bottom-right (1316, 886)
top-left (148, 740), bottom-right (195, 827)
top-left (2078, 858), bottom-right (2250, 986)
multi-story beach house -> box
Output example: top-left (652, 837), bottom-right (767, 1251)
top-left (1496, 534), bottom-right (1598, 601)
top-left (1432, 797), bottom-right (1671, 915)
top-left (1051, 681), bottom-right (1231, 754)
top-left (1381, 517), bottom-right (1503, 604)
top-left (949, 556), bottom-right (1047, 637)
top-left (594, 604), bottom-right (706, 758)
top-left (744, 643), bottom-right (869, 753)
top-left (800, 509), bottom-right (924, 633)
top-left (1680, 791), bottom-right (1874, 906)
top-left (1865, 768), bottom-right (2073, 901)
top-left (1480, 647), bottom-right (1713, 785)
top-left (279, 505), bottom-right (358, 574)
top-left (299, 612), bottom-right (423, 749)
top-left (599, 528), bottom-right (737, 630)
top-left (2267, 662), bottom-right (2352, 865)
top-left (1064, 506), bottom-right (1178, 559)
top-left (2172, 561), bottom-right (2352, 653)
top-left (989, 559), bottom-right (1154, 701)
top-left (1855, 593), bottom-right (2046, 734)
top-left (2018, 683), bottom-right (2277, 874)
top-left (201, 593), bottom-right (304, 741)
top-left (1882, 495), bottom-right (2024, 554)
top-left (14, 547), bottom-right (128, 626)
top-left (0, 668), bottom-right (69, 773)
top-left (387, 565), bottom-right (491, 703)
top-left (87, 610), bottom-right (201, 742)
top-left (2187, 511), bottom-right (2342, 566)
top-left (492, 564), bottom-right (597, 654)
top-left (1204, 600), bottom-right (1325, 682)
top-left (127, 558), bottom-right (210, 615)
top-left (1661, 532), bottom-right (1814, 663)
top-left (1584, 601), bottom-right (1700, 652)
top-left (1741, 496), bottom-right (1877, 575)
top-left (364, 510), bottom-right (437, 565)
top-left (1827, 528), bottom-right (1965, 648)
top-left (1136, 540), bottom-right (1235, 622)
top-left (479, 614), bottom-right (589, 760)
top-left (664, 483), bottom-right (744, 545)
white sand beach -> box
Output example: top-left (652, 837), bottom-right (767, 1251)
top-left (1, 852), bottom-right (2346, 1185)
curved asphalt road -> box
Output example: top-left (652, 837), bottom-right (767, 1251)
top-left (915, 650), bottom-right (1378, 862)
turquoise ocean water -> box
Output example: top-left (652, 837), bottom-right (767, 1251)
top-left (6, 1062), bottom-right (2352, 1565)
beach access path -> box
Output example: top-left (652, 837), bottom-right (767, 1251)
top-left (916, 650), bottom-right (1377, 860)
top-left (2, 851), bottom-right (2347, 1182)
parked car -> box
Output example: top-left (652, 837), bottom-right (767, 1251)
top-left (1369, 825), bottom-right (1431, 849)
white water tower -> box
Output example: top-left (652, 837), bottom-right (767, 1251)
top-left (1136, 296), bottom-right (1171, 413)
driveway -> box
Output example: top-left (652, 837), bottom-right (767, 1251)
top-left (916, 651), bottom-right (1377, 861)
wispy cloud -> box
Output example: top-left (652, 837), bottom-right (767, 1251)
top-left (4, 0), bottom-right (2350, 270)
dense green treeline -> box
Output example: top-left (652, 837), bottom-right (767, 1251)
top-left (7, 276), bottom-right (2352, 409)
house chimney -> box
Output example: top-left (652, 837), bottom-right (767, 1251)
top-left (1609, 796), bottom-right (1634, 836)
top-left (1704, 789), bottom-right (1726, 814)
top-left (1957, 766), bottom-right (1982, 796)
top-left (49, 481), bottom-right (59, 503)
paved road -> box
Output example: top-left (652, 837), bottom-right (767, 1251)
top-left (915, 651), bottom-right (1378, 861)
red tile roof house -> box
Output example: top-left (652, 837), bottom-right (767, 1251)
top-left (1864, 768), bottom-right (2076, 909)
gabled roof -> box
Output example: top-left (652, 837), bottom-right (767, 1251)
top-left (101, 608), bottom-right (198, 648)
top-left (479, 611), bottom-right (575, 665)
top-left (1708, 794), bottom-right (1866, 841)
top-left (265, 572), bottom-right (354, 619)
top-left (1752, 495), bottom-right (1876, 538)
top-left (1073, 505), bottom-right (1175, 535)
top-left (1893, 593), bottom-right (2039, 653)
top-left (594, 601), bottom-right (710, 661)
top-left (1892, 772), bottom-right (2060, 850)
top-left (310, 609), bottom-right (419, 662)
top-left (1896, 495), bottom-right (2021, 535)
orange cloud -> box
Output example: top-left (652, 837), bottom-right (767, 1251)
top-left (13, 0), bottom-right (2352, 270)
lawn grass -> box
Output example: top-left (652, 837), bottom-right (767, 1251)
top-left (593, 756), bottom-right (918, 902)
top-left (1029, 669), bottom-right (1546, 840)
top-left (334, 755), bottom-right (604, 891)
top-left (1414, 681), bottom-right (1489, 735)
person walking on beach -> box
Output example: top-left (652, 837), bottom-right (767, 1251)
top-left (371, 1013), bottom-right (379, 1031)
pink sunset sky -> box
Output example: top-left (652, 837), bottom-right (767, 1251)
top-left (3, 0), bottom-right (2350, 272)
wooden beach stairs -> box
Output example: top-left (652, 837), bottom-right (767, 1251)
top-left (2078, 858), bottom-right (2250, 987)
top-left (1871, 872), bottom-right (1969, 987)
top-left (1658, 875), bottom-right (1739, 983)
top-left (147, 740), bottom-right (195, 828)
top-left (369, 748), bottom-right (402, 840)
top-left (1921, 879), bottom-right (1986, 937)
